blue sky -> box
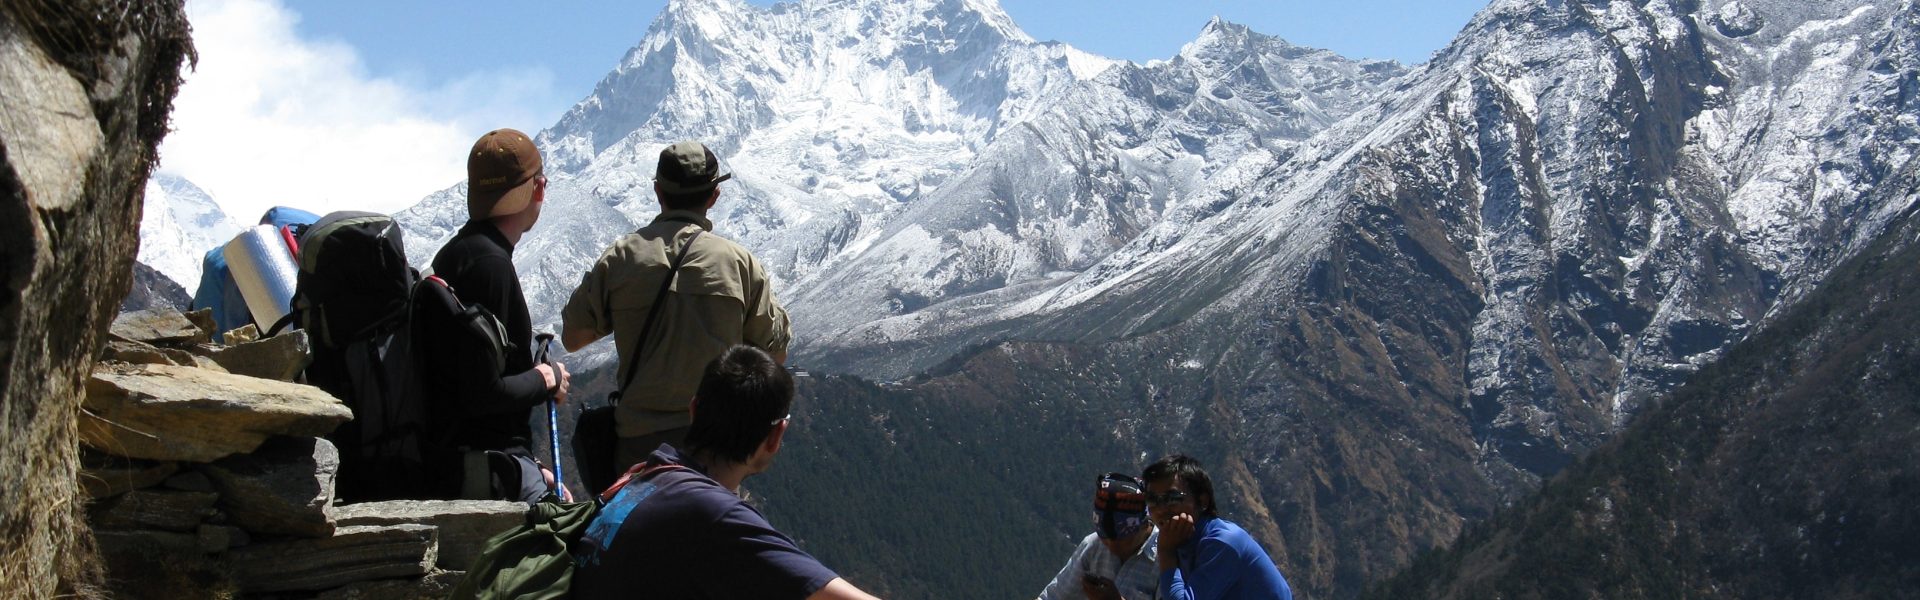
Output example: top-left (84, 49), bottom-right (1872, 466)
top-left (162, 0), bottom-right (1487, 220)
top-left (292, 0), bottom-right (1488, 127)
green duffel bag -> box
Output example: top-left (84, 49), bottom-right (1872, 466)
top-left (449, 496), bottom-right (598, 600)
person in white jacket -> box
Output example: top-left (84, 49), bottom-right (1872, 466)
top-left (1038, 472), bottom-right (1160, 600)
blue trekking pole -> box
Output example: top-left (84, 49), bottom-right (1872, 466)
top-left (535, 332), bottom-right (566, 501)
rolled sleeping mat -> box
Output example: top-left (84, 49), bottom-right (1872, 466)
top-left (223, 224), bottom-right (299, 330)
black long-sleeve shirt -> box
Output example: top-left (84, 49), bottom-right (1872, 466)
top-left (426, 220), bottom-right (548, 455)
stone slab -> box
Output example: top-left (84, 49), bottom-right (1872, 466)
top-left (81, 364), bottom-right (352, 462)
top-left (333, 499), bottom-right (527, 570)
top-left (202, 436), bottom-right (339, 538)
top-left (109, 308), bottom-right (208, 346)
top-left (227, 524), bottom-right (437, 594)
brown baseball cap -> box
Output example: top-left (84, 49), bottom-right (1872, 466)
top-left (467, 128), bottom-right (543, 220)
top-left (655, 140), bottom-right (733, 195)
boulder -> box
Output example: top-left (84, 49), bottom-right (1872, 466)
top-left (333, 500), bottom-right (527, 570)
top-left (219, 324), bottom-right (261, 345)
top-left (80, 459), bottom-right (178, 499)
top-left (101, 340), bottom-right (178, 366)
top-left (158, 347), bottom-right (225, 372)
top-left (108, 308), bottom-right (207, 346)
top-left (315, 570), bottom-right (463, 600)
top-left (0, 1), bottom-right (195, 596)
top-left (80, 364), bottom-right (352, 462)
top-left (181, 307), bottom-right (218, 341)
top-left (203, 329), bottom-right (311, 381)
top-left (88, 489), bottom-right (217, 532)
top-left (227, 524), bottom-right (438, 594)
top-left (201, 436), bottom-right (339, 538)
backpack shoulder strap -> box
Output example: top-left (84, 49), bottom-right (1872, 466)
top-left (613, 227), bottom-right (705, 397)
top-left (597, 460), bottom-right (694, 503)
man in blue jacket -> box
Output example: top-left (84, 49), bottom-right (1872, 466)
top-left (1145, 455), bottom-right (1293, 600)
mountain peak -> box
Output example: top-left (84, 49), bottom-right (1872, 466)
top-left (1181, 16), bottom-right (1301, 61)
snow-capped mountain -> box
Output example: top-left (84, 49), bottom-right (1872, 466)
top-left (137, 173), bottom-right (241, 293)
top-left (856, 0), bottom-right (1916, 594)
top-left (394, 0), bottom-right (1405, 373)
top-left (374, 0), bottom-right (1917, 596)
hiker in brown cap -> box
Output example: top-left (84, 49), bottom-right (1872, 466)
top-left (561, 140), bottom-right (791, 490)
top-left (423, 127), bottom-right (572, 503)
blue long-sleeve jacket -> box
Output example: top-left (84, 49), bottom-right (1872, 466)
top-left (1159, 516), bottom-right (1293, 600)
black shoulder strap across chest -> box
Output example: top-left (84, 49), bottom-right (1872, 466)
top-left (614, 226), bottom-right (703, 397)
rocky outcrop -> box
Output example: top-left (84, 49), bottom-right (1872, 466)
top-left (0, 3), bottom-right (520, 597)
top-left (117, 262), bottom-right (193, 316)
top-left (1365, 162), bottom-right (1920, 600)
top-left (0, 1), bottom-right (194, 596)
top-left (76, 305), bottom-right (529, 596)
top-left (80, 364), bottom-right (352, 462)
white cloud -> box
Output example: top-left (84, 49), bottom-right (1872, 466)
top-left (158, 0), bottom-right (560, 222)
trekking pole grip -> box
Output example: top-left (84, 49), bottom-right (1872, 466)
top-left (535, 333), bottom-right (565, 499)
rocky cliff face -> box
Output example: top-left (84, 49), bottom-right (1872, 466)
top-left (121, 262), bottom-right (193, 314)
top-left (0, 1), bottom-right (193, 596)
top-left (1365, 152), bottom-right (1920, 600)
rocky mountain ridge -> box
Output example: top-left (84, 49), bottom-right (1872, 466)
top-left (125, 0), bottom-right (1920, 597)
top-left (749, 0), bottom-right (1920, 596)
top-left (388, 0), bottom-right (1408, 378)
top-left (1366, 148), bottom-right (1920, 599)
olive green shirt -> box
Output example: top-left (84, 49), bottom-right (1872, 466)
top-left (562, 210), bottom-right (790, 437)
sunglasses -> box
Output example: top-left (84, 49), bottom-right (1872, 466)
top-left (1145, 489), bottom-right (1189, 506)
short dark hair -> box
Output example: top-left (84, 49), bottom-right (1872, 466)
top-left (658, 186), bottom-right (715, 211)
top-left (683, 345), bottom-right (794, 464)
top-left (1142, 454), bottom-right (1217, 518)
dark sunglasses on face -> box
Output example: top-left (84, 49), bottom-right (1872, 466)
top-left (1145, 489), bottom-right (1189, 506)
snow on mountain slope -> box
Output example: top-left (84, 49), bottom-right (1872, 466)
top-left (834, 1), bottom-right (1919, 594)
top-left (393, 0), bottom-right (1403, 374)
top-left (137, 173), bottom-right (241, 293)
top-left (978, 0), bottom-right (1920, 485)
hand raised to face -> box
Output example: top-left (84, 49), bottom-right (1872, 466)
top-left (1147, 477), bottom-right (1199, 570)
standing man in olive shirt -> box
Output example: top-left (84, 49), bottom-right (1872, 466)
top-left (562, 140), bottom-right (791, 481)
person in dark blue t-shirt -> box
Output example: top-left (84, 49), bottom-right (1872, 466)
top-left (571, 345), bottom-right (881, 600)
top-left (1146, 455), bottom-right (1294, 600)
